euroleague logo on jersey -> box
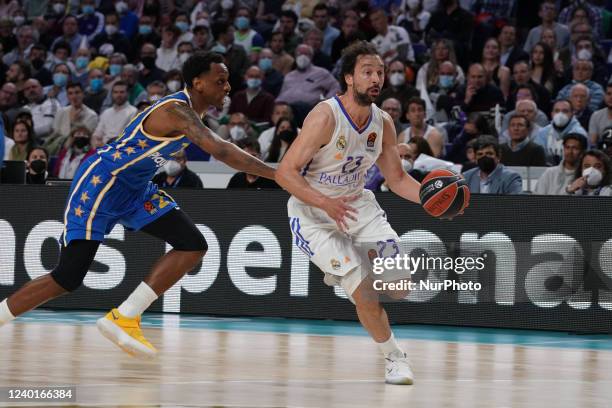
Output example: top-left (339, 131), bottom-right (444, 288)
top-left (366, 132), bottom-right (377, 151)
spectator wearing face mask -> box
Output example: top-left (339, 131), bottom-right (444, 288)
top-left (218, 112), bottom-right (254, 145)
top-left (91, 12), bottom-right (132, 61)
top-left (164, 69), bottom-right (183, 94)
top-left (134, 14), bottom-right (161, 51)
top-left (152, 149), bottom-right (203, 189)
top-left (78, 0), bottom-right (105, 41)
top-left (229, 65), bottom-right (275, 124)
top-left (92, 80), bottom-right (137, 143)
top-left (500, 114), bottom-right (546, 167)
top-left (462, 135), bottom-right (522, 194)
top-left (377, 59), bottom-right (419, 109)
top-left (29, 43), bottom-right (53, 87)
top-left (534, 99), bottom-right (587, 165)
top-left (83, 68), bottom-right (107, 113)
top-left (557, 59), bottom-right (604, 112)
top-left (114, 0), bottom-right (138, 39)
top-left (138, 43), bottom-right (166, 88)
top-left (53, 126), bottom-right (96, 179)
top-left (428, 60), bottom-right (462, 122)
top-left (566, 149), bottom-right (612, 196)
top-left (257, 48), bottom-right (283, 98)
top-left (227, 139), bottom-right (281, 189)
top-left (44, 62), bottom-right (70, 106)
top-left (146, 81), bottom-right (167, 103)
top-left (535, 133), bottom-right (586, 195)
top-left (211, 19), bottom-right (249, 93)
top-left (266, 116), bottom-right (298, 163)
top-left (45, 82), bottom-right (99, 155)
top-left (175, 12), bottom-right (193, 44)
top-left (233, 6), bottom-right (264, 62)
top-left (73, 47), bottom-right (92, 88)
top-left (258, 102), bottom-right (295, 161)
top-left (25, 146), bottom-right (51, 184)
top-left (445, 112), bottom-right (496, 164)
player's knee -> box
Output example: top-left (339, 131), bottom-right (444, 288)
top-left (50, 267), bottom-right (87, 292)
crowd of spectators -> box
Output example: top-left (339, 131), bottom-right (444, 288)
top-left (0, 0), bottom-right (610, 195)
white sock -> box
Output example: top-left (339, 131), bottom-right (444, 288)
top-left (117, 282), bottom-right (158, 318)
top-left (377, 332), bottom-right (404, 358)
top-left (0, 299), bottom-right (16, 327)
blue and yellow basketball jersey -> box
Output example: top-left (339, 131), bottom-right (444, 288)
top-left (61, 90), bottom-right (198, 245)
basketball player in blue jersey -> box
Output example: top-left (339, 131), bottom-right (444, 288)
top-left (0, 52), bottom-right (275, 358)
top-left (276, 42), bottom-right (424, 384)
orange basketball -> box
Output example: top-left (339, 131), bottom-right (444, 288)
top-left (419, 169), bottom-right (470, 218)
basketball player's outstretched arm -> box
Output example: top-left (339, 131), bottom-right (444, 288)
top-left (276, 103), bottom-right (358, 231)
top-left (159, 102), bottom-right (275, 180)
top-left (376, 113), bottom-right (421, 204)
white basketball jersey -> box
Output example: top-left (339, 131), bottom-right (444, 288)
top-left (301, 96), bottom-right (384, 198)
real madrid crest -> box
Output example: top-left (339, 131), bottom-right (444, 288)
top-left (330, 259), bottom-right (341, 270)
top-left (336, 134), bottom-right (346, 150)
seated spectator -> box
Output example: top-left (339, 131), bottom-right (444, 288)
top-left (115, 0), bottom-right (139, 39)
top-left (233, 6), bottom-right (264, 61)
top-left (50, 14), bottom-right (87, 56)
top-left (138, 43), bottom-right (166, 88)
top-left (44, 62), bottom-right (70, 106)
top-left (229, 65), bottom-right (275, 124)
top-left (381, 97), bottom-right (406, 136)
top-left (192, 20), bottom-right (210, 51)
top-left (6, 61), bottom-right (30, 97)
top-left (500, 114), bottom-right (546, 167)
top-left (164, 69), bottom-right (184, 93)
top-left (176, 41), bottom-right (194, 67)
top-left (227, 139), bottom-right (280, 189)
top-left (558, 0), bottom-right (603, 38)
top-left (25, 146), bottom-right (51, 184)
top-left (146, 81), bottom-right (167, 103)
top-left (446, 112), bottom-right (497, 164)
top-left (500, 99), bottom-right (542, 144)
top-left (83, 68), bottom-right (107, 113)
top-left (416, 39), bottom-right (465, 93)
top-left (268, 31), bottom-right (294, 76)
top-left (175, 12), bottom-right (194, 45)
top-left (78, 0), bottom-right (105, 41)
top-left (45, 82), bottom-right (98, 155)
top-left (535, 133), bottom-right (586, 195)
top-left (396, 0), bottom-right (431, 43)
top-left (530, 42), bottom-right (557, 94)
top-left (267, 117), bottom-right (298, 163)
top-left (29, 43), bottom-right (53, 87)
top-left (568, 83), bottom-right (593, 131)
top-left (508, 60), bottom-right (551, 114)
top-left (425, 0), bottom-right (474, 68)
top-left (258, 102), bottom-right (294, 160)
top-left (498, 24), bottom-right (529, 70)
top-left (3, 25), bottom-right (36, 66)
top-left (152, 149), bottom-right (203, 189)
top-left (90, 12), bottom-right (132, 60)
top-left (7, 119), bottom-right (36, 161)
top-left (134, 14), bottom-right (161, 50)
top-left (428, 60), bottom-right (462, 122)
top-left (557, 59), bottom-right (605, 112)
top-left (120, 64), bottom-right (148, 106)
top-left (218, 112), bottom-right (255, 143)
top-left (46, 40), bottom-right (73, 73)
top-left (398, 97), bottom-right (444, 157)
top-left (501, 85), bottom-right (550, 134)
top-left (257, 48), bottom-right (283, 97)
top-left (566, 149), bottom-right (612, 196)
top-left (278, 10), bottom-right (301, 56)
top-left (276, 44), bottom-right (340, 111)
top-left (104, 52), bottom-right (127, 94)
top-left (72, 47), bottom-right (92, 87)
top-left (53, 126), bottom-right (96, 179)
top-left (23, 78), bottom-right (61, 142)
top-left (303, 27), bottom-right (333, 71)
top-left (377, 59), bottom-right (419, 111)
top-left (369, 7), bottom-right (414, 64)
top-left (456, 63), bottom-right (505, 114)
top-left (0, 82), bottom-right (19, 126)
top-left (210, 19), bottom-right (249, 92)
top-left (523, 1), bottom-right (570, 53)
top-left (588, 83), bottom-right (612, 146)
top-left (462, 135), bottom-right (522, 194)
top-left (480, 37), bottom-right (511, 99)
top-left (331, 14), bottom-right (365, 63)
top-left (311, 3), bottom-right (340, 57)
top-left (598, 128), bottom-right (612, 159)
top-left (534, 99), bottom-right (587, 165)
top-left (92, 80), bottom-right (137, 143)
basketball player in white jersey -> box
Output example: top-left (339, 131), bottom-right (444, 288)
top-left (276, 42), bottom-right (422, 385)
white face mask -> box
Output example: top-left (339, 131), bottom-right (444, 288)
top-left (178, 53), bottom-right (191, 64)
top-left (13, 16), bottom-right (25, 26)
top-left (163, 160), bottom-right (182, 177)
top-left (115, 1), bottom-right (128, 13)
top-left (552, 112), bottom-right (570, 127)
top-left (577, 48), bottom-right (592, 61)
top-left (229, 126), bottom-right (248, 142)
top-left (167, 80), bottom-right (181, 92)
top-left (401, 158), bottom-right (413, 172)
top-left (583, 166), bottom-right (603, 186)
top-left (221, 0), bottom-right (234, 10)
top-left (105, 24), bottom-right (118, 35)
top-left (389, 72), bottom-right (405, 87)
top-left (295, 55), bottom-right (311, 70)
top-left (407, 0), bottom-right (420, 9)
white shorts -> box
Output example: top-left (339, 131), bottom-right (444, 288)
top-left (288, 189), bottom-right (409, 296)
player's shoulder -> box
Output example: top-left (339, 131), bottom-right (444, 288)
top-left (307, 100), bottom-right (336, 124)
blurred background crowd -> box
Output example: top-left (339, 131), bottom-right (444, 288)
top-left (0, 0), bottom-right (610, 195)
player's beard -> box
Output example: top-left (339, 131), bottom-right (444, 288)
top-left (353, 86), bottom-right (377, 106)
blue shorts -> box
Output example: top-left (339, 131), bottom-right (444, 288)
top-left (61, 155), bottom-right (177, 245)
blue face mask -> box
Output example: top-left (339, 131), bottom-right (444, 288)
top-left (246, 78), bottom-right (261, 89)
top-left (53, 73), bottom-right (68, 87)
top-left (234, 16), bottom-right (249, 30)
top-left (90, 77), bottom-right (104, 92)
top-left (175, 21), bottom-right (189, 33)
top-left (439, 75), bottom-right (454, 88)
top-left (76, 56), bottom-right (89, 70)
top-left (82, 5), bottom-right (95, 14)
top-left (258, 57), bottom-right (272, 71)
top-left (139, 24), bottom-right (152, 35)
top-left (109, 64), bottom-right (122, 76)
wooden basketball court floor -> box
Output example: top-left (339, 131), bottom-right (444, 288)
top-left (1, 310), bottom-right (611, 408)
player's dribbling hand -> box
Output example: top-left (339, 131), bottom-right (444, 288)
top-left (323, 195), bottom-right (359, 233)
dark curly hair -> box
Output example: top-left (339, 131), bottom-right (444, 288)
top-left (339, 41), bottom-right (380, 92)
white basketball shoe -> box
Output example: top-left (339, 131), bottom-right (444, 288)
top-left (385, 350), bottom-right (414, 385)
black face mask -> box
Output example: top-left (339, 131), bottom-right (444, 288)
top-left (73, 137), bottom-right (89, 149)
top-left (30, 159), bottom-right (47, 174)
top-left (31, 58), bottom-right (45, 70)
top-left (141, 56), bottom-right (156, 70)
top-left (278, 129), bottom-right (297, 144)
top-left (477, 156), bottom-right (497, 174)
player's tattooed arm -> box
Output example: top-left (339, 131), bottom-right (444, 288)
top-left (164, 102), bottom-right (275, 180)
